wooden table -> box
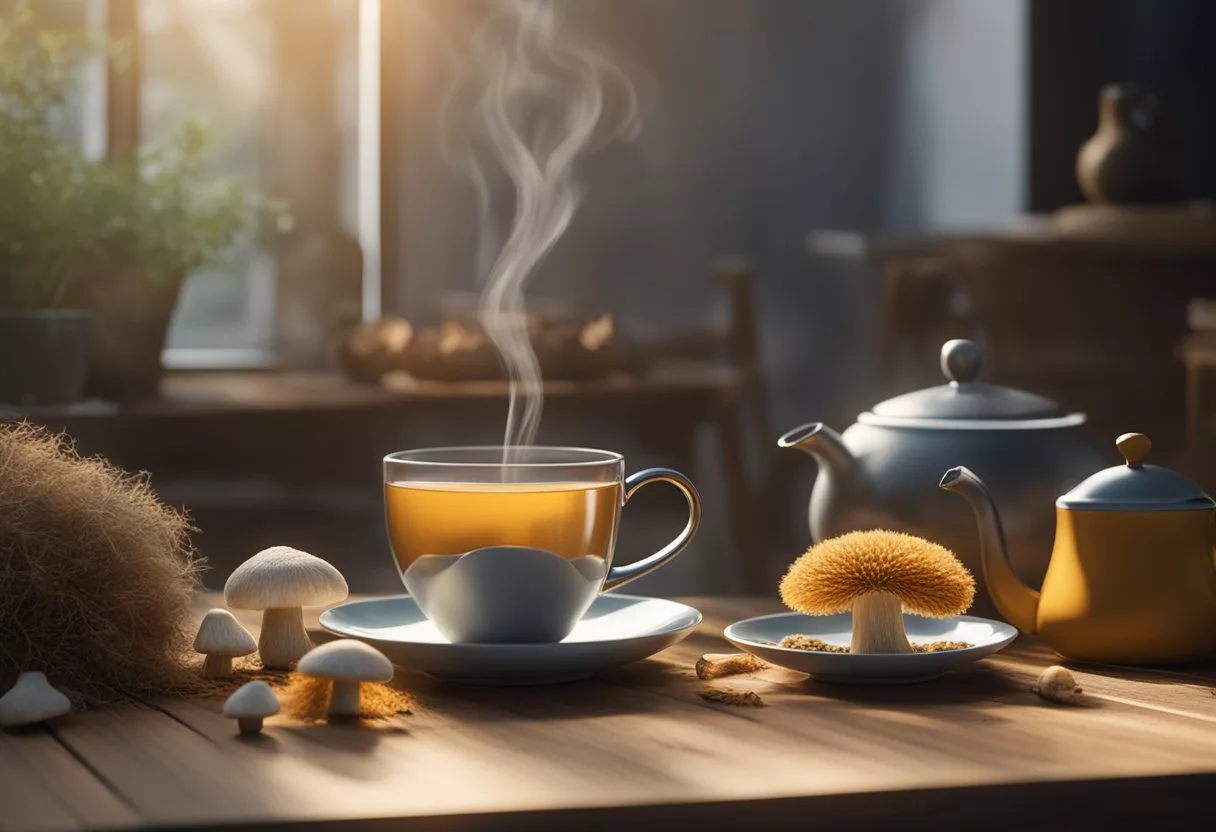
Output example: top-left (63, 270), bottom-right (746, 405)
top-left (4, 595), bottom-right (1216, 831)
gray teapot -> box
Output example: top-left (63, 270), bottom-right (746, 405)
top-left (778, 339), bottom-right (1104, 619)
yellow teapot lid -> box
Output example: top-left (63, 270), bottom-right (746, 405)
top-left (1056, 433), bottom-right (1215, 511)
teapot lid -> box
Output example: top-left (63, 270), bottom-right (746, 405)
top-left (1057, 433), bottom-right (1215, 511)
top-left (867, 340), bottom-right (1068, 423)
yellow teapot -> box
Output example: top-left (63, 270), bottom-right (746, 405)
top-left (940, 433), bottom-right (1216, 665)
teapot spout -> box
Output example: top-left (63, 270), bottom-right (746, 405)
top-left (778, 422), bottom-right (856, 481)
top-left (939, 466), bottom-right (1040, 634)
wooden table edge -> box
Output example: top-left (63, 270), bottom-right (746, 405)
top-left (138, 771), bottom-right (1216, 832)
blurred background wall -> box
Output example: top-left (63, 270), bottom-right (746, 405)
top-left (383, 0), bottom-right (1029, 593)
top-left (15, 0), bottom-right (1215, 597)
top-left (392, 0), bottom-right (1027, 444)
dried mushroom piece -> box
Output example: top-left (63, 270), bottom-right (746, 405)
top-left (578, 314), bottom-right (614, 351)
top-left (1033, 665), bottom-right (1084, 705)
top-left (339, 315), bottom-right (414, 382)
top-left (695, 652), bottom-right (769, 680)
top-left (699, 688), bottom-right (765, 707)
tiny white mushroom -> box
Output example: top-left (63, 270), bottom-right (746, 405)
top-left (297, 640), bottom-right (394, 718)
top-left (223, 681), bottom-right (281, 734)
top-left (224, 546), bottom-right (349, 670)
top-left (193, 608), bottom-right (257, 678)
top-left (1033, 665), bottom-right (1084, 705)
top-left (0, 672), bottom-right (71, 728)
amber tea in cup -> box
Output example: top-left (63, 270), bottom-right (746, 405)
top-left (385, 480), bottom-right (621, 569)
top-left (382, 447), bottom-right (700, 643)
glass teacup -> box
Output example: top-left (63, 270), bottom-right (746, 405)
top-left (384, 446), bottom-right (700, 643)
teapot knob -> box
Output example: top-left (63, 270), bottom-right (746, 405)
top-left (941, 339), bottom-right (983, 385)
top-left (1116, 432), bottom-right (1152, 467)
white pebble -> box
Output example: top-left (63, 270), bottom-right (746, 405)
top-left (1033, 665), bottom-right (1084, 705)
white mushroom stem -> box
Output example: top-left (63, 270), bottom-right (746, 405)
top-left (201, 655), bottom-right (234, 678)
top-left (329, 681), bottom-right (362, 717)
top-left (259, 607), bottom-right (311, 670)
top-left (237, 716), bottom-right (265, 734)
top-left (851, 591), bottom-right (912, 654)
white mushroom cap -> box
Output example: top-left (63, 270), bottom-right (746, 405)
top-left (298, 640), bottom-right (394, 682)
top-left (224, 546), bottom-right (348, 610)
top-left (194, 609), bottom-right (257, 657)
top-left (0, 672), bottom-right (72, 727)
top-left (223, 681), bottom-right (281, 719)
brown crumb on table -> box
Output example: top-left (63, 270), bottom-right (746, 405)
top-left (700, 688), bottom-right (766, 707)
top-left (695, 652), bottom-right (770, 680)
top-left (778, 635), bottom-right (971, 653)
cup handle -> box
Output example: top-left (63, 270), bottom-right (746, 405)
top-left (603, 468), bottom-right (701, 591)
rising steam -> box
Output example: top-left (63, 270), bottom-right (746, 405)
top-left (442, 0), bottom-right (640, 462)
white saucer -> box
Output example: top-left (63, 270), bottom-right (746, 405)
top-left (319, 594), bottom-right (702, 685)
top-left (725, 612), bottom-right (1018, 685)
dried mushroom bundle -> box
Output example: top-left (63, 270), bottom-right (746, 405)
top-left (0, 423), bottom-right (204, 706)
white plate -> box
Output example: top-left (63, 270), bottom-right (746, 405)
top-left (724, 612), bottom-right (1018, 685)
top-left (319, 594), bottom-right (701, 685)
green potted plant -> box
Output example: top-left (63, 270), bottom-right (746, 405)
top-left (0, 2), bottom-right (283, 403)
top-left (74, 121), bottom-right (277, 400)
top-left (0, 6), bottom-right (97, 405)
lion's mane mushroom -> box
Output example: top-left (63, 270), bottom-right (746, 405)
top-left (297, 640), bottom-right (394, 718)
top-left (779, 530), bottom-right (975, 654)
top-left (193, 608), bottom-right (257, 677)
top-left (224, 681), bottom-right (281, 734)
top-left (0, 672), bottom-right (71, 728)
top-left (224, 547), bottom-right (349, 670)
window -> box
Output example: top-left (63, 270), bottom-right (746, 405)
top-left (141, 0), bottom-right (278, 356)
top-left (76, 0), bottom-right (382, 366)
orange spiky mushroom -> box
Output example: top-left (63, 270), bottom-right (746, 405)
top-left (779, 530), bottom-right (975, 654)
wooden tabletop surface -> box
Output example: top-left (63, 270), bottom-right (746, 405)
top-left (4, 594), bottom-right (1216, 831)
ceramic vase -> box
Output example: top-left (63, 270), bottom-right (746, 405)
top-left (1076, 84), bottom-right (1184, 205)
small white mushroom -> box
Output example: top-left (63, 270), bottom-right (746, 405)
top-left (193, 608), bottom-right (257, 678)
top-left (0, 672), bottom-right (71, 728)
top-left (1033, 665), bottom-right (1084, 704)
top-left (223, 681), bottom-right (280, 734)
top-left (297, 640), bottom-right (394, 718)
top-left (224, 546), bottom-right (349, 670)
